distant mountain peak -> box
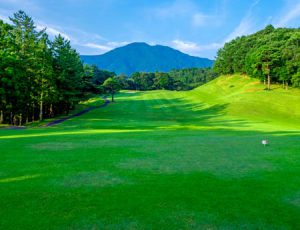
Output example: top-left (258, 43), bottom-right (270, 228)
top-left (81, 42), bottom-right (214, 75)
top-left (126, 42), bottom-right (149, 46)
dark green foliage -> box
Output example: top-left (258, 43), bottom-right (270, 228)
top-left (81, 42), bottom-right (214, 75)
top-left (51, 35), bottom-right (85, 114)
top-left (214, 25), bottom-right (300, 88)
top-left (84, 64), bottom-right (116, 85)
top-left (83, 64), bottom-right (116, 94)
top-left (131, 72), bottom-right (155, 90)
top-left (102, 77), bottom-right (121, 102)
top-left (0, 11), bottom-right (94, 124)
top-left (124, 68), bottom-right (218, 91)
top-left (115, 74), bottom-right (130, 89)
top-left (168, 68), bottom-right (218, 90)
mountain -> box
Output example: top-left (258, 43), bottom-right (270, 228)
top-left (80, 42), bottom-right (214, 75)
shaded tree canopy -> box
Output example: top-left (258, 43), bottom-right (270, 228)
top-left (0, 11), bottom-right (96, 124)
top-left (214, 25), bottom-right (300, 88)
top-left (102, 77), bottom-right (121, 102)
top-left (119, 68), bottom-right (218, 91)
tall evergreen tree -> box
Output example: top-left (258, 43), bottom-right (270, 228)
top-left (52, 35), bottom-right (84, 114)
top-left (0, 11), bottom-right (95, 124)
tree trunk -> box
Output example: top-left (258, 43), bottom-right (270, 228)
top-left (32, 103), bottom-right (35, 122)
top-left (50, 104), bottom-right (54, 117)
top-left (111, 93), bottom-right (114, 102)
top-left (39, 92), bottom-right (43, 121)
top-left (267, 74), bottom-right (271, 90)
top-left (13, 115), bottom-right (17, 126)
top-left (286, 81), bottom-right (289, 90)
top-left (0, 110), bottom-right (3, 124)
top-left (66, 104), bottom-right (69, 115)
top-left (25, 107), bottom-right (29, 124)
top-left (19, 114), bottom-right (22, 126)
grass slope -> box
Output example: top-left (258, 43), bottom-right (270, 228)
top-left (0, 75), bottom-right (300, 229)
top-left (187, 75), bottom-right (300, 130)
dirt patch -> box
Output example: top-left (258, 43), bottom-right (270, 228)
top-left (285, 192), bottom-right (300, 208)
top-left (31, 142), bottom-right (80, 151)
top-left (58, 171), bottom-right (127, 188)
top-left (30, 139), bottom-right (141, 151)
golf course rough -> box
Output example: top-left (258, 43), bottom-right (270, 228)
top-left (0, 75), bottom-right (300, 229)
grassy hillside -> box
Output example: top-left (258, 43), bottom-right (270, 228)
top-left (0, 76), bottom-right (300, 229)
top-left (186, 75), bottom-right (300, 130)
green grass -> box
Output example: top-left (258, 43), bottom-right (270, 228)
top-left (1, 75), bottom-right (300, 229)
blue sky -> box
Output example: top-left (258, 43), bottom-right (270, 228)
top-left (1, 0), bottom-right (300, 59)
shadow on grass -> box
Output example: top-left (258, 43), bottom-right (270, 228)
top-left (65, 94), bottom-right (260, 131)
top-left (0, 91), bottom-right (299, 138)
top-left (0, 92), bottom-right (299, 228)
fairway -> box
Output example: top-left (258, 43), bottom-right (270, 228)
top-left (1, 76), bottom-right (300, 229)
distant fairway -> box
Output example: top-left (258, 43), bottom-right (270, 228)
top-left (1, 75), bottom-right (300, 229)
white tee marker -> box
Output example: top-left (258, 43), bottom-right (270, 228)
top-left (262, 139), bottom-right (269, 146)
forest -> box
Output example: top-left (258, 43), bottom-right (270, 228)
top-left (214, 25), bottom-right (300, 89)
top-left (83, 65), bottom-right (218, 92)
top-left (0, 11), bottom-right (91, 125)
top-left (127, 68), bottom-right (218, 91)
top-left (0, 11), bottom-right (218, 125)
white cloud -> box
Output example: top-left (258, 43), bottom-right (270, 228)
top-left (107, 41), bottom-right (129, 47)
top-left (190, 0), bottom-right (262, 58)
top-left (65, 27), bottom-right (106, 42)
top-left (192, 13), bottom-right (209, 27)
top-left (225, 0), bottom-right (261, 42)
top-left (80, 41), bottom-right (130, 54)
top-left (0, 9), bottom-right (13, 23)
top-left (150, 0), bottom-right (217, 28)
top-left (83, 43), bottom-right (112, 52)
top-left (0, 10), bottom-right (111, 54)
top-left (0, 0), bottom-right (40, 12)
top-left (152, 0), bottom-right (195, 18)
top-left (0, 14), bottom-right (9, 23)
top-left (172, 39), bottom-right (200, 54)
top-left (36, 24), bottom-right (71, 40)
top-left (276, 2), bottom-right (300, 27)
top-left (171, 39), bottom-right (222, 56)
top-left (0, 10), bottom-right (71, 40)
top-left (225, 17), bottom-right (252, 42)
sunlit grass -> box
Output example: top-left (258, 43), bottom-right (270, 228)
top-left (0, 75), bottom-right (300, 229)
top-left (0, 129), bottom-right (149, 139)
top-left (0, 174), bottom-right (40, 183)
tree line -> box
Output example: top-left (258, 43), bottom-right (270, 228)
top-left (0, 11), bottom-right (93, 125)
top-left (0, 11), bottom-right (218, 125)
top-left (115, 68), bottom-right (218, 91)
top-left (82, 66), bottom-right (218, 98)
top-left (214, 25), bottom-right (300, 89)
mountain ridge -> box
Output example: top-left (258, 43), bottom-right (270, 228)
top-left (81, 42), bottom-right (214, 75)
